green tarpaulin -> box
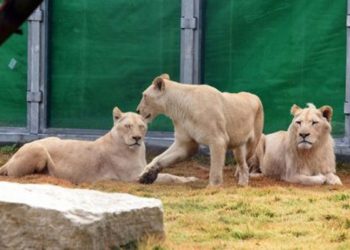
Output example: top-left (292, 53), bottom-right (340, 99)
top-left (204, 0), bottom-right (346, 135)
top-left (48, 0), bottom-right (179, 131)
top-left (0, 22), bottom-right (27, 127)
top-left (0, 0), bottom-right (347, 135)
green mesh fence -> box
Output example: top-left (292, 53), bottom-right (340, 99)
top-left (204, 0), bottom-right (346, 135)
top-left (0, 21), bottom-right (27, 127)
top-left (48, 0), bottom-right (180, 131)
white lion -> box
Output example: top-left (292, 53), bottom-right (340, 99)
top-left (250, 103), bottom-right (342, 185)
top-left (136, 74), bottom-right (264, 186)
top-left (0, 107), bottom-right (197, 184)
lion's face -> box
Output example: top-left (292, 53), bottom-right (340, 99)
top-left (136, 74), bottom-right (170, 122)
top-left (289, 104), bottom-right (333, 150)
top-left (112, 107), bottom-right (147, 149)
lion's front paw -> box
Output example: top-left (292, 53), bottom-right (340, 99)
top-left (326, 173), bottom-right (343, 185)
top-left (139, 168), bottom-right (160, 184)
top-left (186, 176), bottom-right (199, 183)
top-left (315, 174), bottom-right (327, 184)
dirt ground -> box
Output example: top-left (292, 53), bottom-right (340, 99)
top-left (0, 153), bottom-right (349, 190)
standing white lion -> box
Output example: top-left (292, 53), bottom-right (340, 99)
top-left (250, 103), bottom-right (342, 185)
top-left (137, 74), bottom-right (264, 186)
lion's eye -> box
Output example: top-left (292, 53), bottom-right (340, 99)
top-left (312, 121), bottom-right (319, 126)
top-left (296, 121), bottom-right (302, 125)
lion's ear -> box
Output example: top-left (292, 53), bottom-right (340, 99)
top-left (159, 73), bottom-right (170, 80)
top-left (319, 105), bottom-right (333, 122)
top-left (290, 104), bottom-right (301, 116)
top-left (152, 77), bottom-right (165, 91)
top-left (113, 107), bottom-right (123, 123)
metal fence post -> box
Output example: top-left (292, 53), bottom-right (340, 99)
top-left (39, 0), bottom-right (49, 132)
top-left (27, 5), bottom-right (43, 134)
top-left (27, 1), bottom-right (48, 135)
top-left (180, 0), bottom-right (202, 84)
top-left (345, 0), bottom-right (350, 144)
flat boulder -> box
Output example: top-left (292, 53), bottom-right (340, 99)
top-left (0, 181), bottom-right (164, 249)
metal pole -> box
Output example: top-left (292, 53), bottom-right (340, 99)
top-left (345, 0), bottom-right (350, 144)
top-left (39, 0), bottom-right (48, 132)
top-left (180, 0), bottom-right (202, 84)
top-left (27, 5), bottom-right (43, 134)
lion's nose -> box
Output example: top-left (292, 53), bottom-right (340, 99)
top-left (299, 133), bottom-right (310, 139)
top-left (133, 136), bottom-right (141, 142)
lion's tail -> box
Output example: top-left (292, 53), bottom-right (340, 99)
top-left (246, 96), bottom-right (264, 161)
top-left (245, 95), bottom-right (265, 175)
top-left (248, 134), bottom-right (265, 173)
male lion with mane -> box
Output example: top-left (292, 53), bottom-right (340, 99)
top-left (250, 103), bottom-right (342, 185)
top-left (137, 74), bottom-right (264, 186)
top-left (0, 107), bottom-right (197, 184)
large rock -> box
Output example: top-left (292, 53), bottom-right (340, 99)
top-left (0, 182), bottom-right (164, 249)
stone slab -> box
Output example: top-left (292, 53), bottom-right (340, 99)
top-left (0, 181), bottom-right (164, 249)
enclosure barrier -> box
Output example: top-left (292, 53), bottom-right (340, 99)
top-left (1, 0), bottom-right (350, 158)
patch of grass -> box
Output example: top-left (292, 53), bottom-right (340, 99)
top-left (344, 219), bottom-right (350, 229)
top-left (0, 144), bottom-right (18, 154)
top-left (308, 216), bottom-right (315, 222)
top-left (151, 247), bottom-right (166, 250)
top-left (323, 214), bottom-right (338, 221)
top-left (274, 196), bottom-right (281, 202)
top-left (280, 229), bottom-right (308, 238)
top-left (342, 203), bottom-right (350, 210)
top-left (295, 208), bottom-right (306, 214)
top-left (192, 151), bottom-right (236, 167)
top-left (291, 231), bottom-right (308, 238)
top-left (308, 197), bottom-right (316, 203)
top-left (336, 162), bottom-right (350, 172)
top-left (331, 232), bottom-right (347, 243)
top-left (191, 154), bottom-right (210, 166)
top-left (231, 230), bottom-right (255, 240)
top-left (338, 243), bottom-right (350, 250)
top-left (330, 193), bottom-right (350, 202)
top-left (224, 152), bottom-right (236, 166)
top-left (167, 199), bottom-right (209, 212)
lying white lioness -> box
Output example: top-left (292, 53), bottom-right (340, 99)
top-left (137, 74), bottom-right (264, 186)
top-left (0, 107), bottom-right (197, 184)
top-left (250, 103), bottom-right (342, 185)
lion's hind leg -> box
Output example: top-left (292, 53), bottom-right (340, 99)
top-left (0, 143), bottom-right (50, 177)
top-left (233, 145), bottom-right (249, 186)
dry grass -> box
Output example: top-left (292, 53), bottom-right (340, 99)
top-left (1, 148), bottom-right (350, 249)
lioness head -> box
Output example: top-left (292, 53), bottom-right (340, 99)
top-left (136, 73), bottom-right (170, 122)
top-left (289, 103), bottom-right (333, 150)
top-left (112, 107), bottom-right (147, 148)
